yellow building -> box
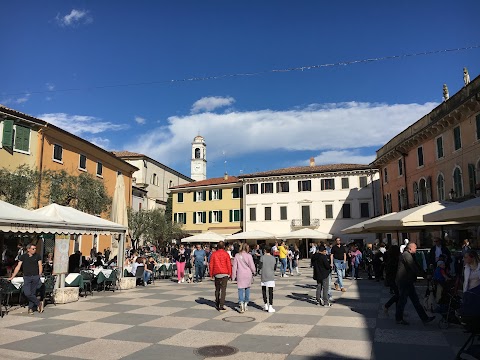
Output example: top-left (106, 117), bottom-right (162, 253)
top-left (0, 105), bottom-right (138, 256)
top-left (170, 175), bottom-right (243, 235)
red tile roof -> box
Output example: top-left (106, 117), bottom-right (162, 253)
top-left (112, 151), bottom-right (145, 158)
top-left (170, 176), bottom-right (240, 189)
top-left (240, 164), bottom-right (372, 178)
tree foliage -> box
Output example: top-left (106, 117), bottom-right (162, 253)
top-left (128, 207), bottom-right (185, 249)
top-left (0, 165), bottom-right (39, 207)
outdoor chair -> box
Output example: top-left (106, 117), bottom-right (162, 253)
top-left (103, 270), bottom-right (117, 292)
top-left (0, 278), bottom-right (9, 317)
top-left (43, 275), bottom-right (56, 306)
top-left (135, 266), bottom-right (145, 286)
top-left (80, 270), bottom-right (94, 297)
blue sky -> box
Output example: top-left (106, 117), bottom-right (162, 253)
top-left (2, 1), bottom-right (479, 178)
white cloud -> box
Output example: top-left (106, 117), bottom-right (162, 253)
top-left (56, 9), bottom-right (92, 27)
top-left (88, 137), bottom-right (111, 149)
top-left (309, 149), bottom-right (376, 165)
top-left (37, 113), bottom-right (128, 136)
top-left (135, 116), bottom-right (146, 125)
top-left (46, 83), bottom-right (55, 91)
top-left (2, 93), bottom-right (31, 105)
top-left (191, 96), bottom-right (235, 113)
top-left (126, 101), bottom-right (437, 166)
top-left (16, 93), bottom-right (30, 104)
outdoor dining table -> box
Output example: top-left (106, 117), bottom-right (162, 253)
top-left (10, 277), bottom-right (45, 289)
top-left (93, 268), bottom-right (114, 285)
top-left (65, 273), bottom-right (84, 289)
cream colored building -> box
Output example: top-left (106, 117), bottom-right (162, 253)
top-left (113, 151), bottom-right (192, 209)
top-left (170, 175), bottom-right (243, 235)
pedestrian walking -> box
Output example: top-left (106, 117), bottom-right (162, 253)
top-left (395, 243), bottom-right (435, 325)
top-left (383, 245), bottom-right (400, 314)
top-left (209, 241), bottom-right (232, 311)
top-left (251, 244), bottom-right (261, 275)
top-left (193, 244), bottom-right (206, 283)
top-left (293, 245), bottom-right (301, 275)
top-left (312, 245), bottom-right (332, 307)
top-left (260, 245), bottom-right (276, 313)
top-left (363, 244), bottom-right (374, 280)
top-left (330, 237), bottom-right (347, 292)
top-left (279, 241), bottom-right (288, 277)
top-left (232, 243), bottom-right (256, 313)
top-left (174, 245), bottom-right (187, 283)
top-left (8, 243), bottom-right (43, 314)
top-left (349, 244), bottom-right (362, 280)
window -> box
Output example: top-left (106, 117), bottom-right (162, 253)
top-left (453, 126), bottom-right (462, 151)
top-left (298, 180), bottom-right (311, 192)
top-left (453, 167), bottom-right (463, 198)
top-left (79, 154), bottom-right (87, 170)
top-left (280, 206), bottom-right (287, 220)
top-left (325, 204), bottom-right (333, 219)
top-left (194, 191), bottom-right (206, 202)
top-left (341, 178), bottom-right (349, 189)
top-left (210, 210), bottom-right (223, 223)
top-left (53, 144), bottom-right (63, 162)
top-left (229, 209), bottom-right (242, 222)
top-left (143, 160), bottom-right (147, 168)
top-left (177, 193), bottom-right (184, 203)
top-left (152, 173), bottom-right (157, 185)
top-left (249, 208), bottom-right (256, 221)
top-left (468, 164), bottom-right (477, 195)
top-left (194, 148), bottom-right (201, 159)
top-left (384, 194), bottom-right (392, 213)
top-left (383, 168), bottom-right (388, 183)
top-left (436, 137), bottom-right (444, 159)
top-left (417, 146), bottom-right (424, 167)
top-left (418, 178), bottom-right (427, 205)
top-left (400, 188), bottom-right (407, 210)
top-left (261, 182), bottom-right (274, 194)
top-left (342, 203), bottom-right (351, 218)
top-left (232, 187), bottom-right (242, 198)
top-left (276, 182), bottom-right (289, 193)
top-left (359, 176), bottom-right (368, 188)
top-left (264, 207), bottom-right (272, 221)
top-left (96, 162), bottom-right (103, 176)
top-left (413, 182), bottom-right (419, 205)
top-left (246, 184), bottom-right (258, 194)
top-left (13, 125), bottom-right (30, 152)
top-left (437, 174), bottom-right (445, 201)
top-left (476, 114), bottom-right (480, 141)
top-left (174, 212), bottom-right (187, 224)
top-left (210, 189), bottom-right (222, 200)
top-left (194, 211), bottom-right (206, 224)
top-left (398, 159), bottom-right (403, 176)
top-left (360, 203), bottom-right (370, 218)
top-left (321, 178), bottom-right (335, 190)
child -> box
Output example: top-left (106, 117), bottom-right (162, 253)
top-left (260, 245), bottom-right (276, 313)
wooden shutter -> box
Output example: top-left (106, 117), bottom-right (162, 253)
top-left (219, 189), bottom-right (222, 199)
top-left (209, 190), bottom-right (212, 200)
top-left (193, 213), bottom-right (196, 224)
top-left (321, 179), bottom-right (325, 190)
top-left (202, 211), bottom-right (206, 223)
top-left (14, 125), bottom-right (30, 152)
top-left (298, 181), bottom-right (302, 192)
top-left (229, 210), bottom-right (233, 222)
top-left (218, 210), bottom-right (223, 222)
top-left (174, 213), bottom-right (177, 222)
top-left (240, 210), bottom-right (243, 221)
top-left (183, 213), bottom-right (187, 224)
top-left (209, 211), bottom-right (212, 223)
top-left (203, 191), bottom-right (207, 201)
top-left (193, 192), bottom-right (197, 202)
top-left (2, 119), bottom-right (14, 148)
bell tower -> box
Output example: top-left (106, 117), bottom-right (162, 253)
top-left (191, 135), bottom-right (207, 181)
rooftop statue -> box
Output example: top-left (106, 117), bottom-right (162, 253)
top-left (463, 67), bottom-right (471, 86)
top-left (443, 84), bottom-right (449, 102)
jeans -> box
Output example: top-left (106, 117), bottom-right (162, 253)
top-left (144, 271), bottom-right (151, 284)
top-left (316, 277), bottom-right (329, 303)
top-left (195, 263), bottom-right (204, 282)
top-left (214, 276), bottom-right (228, 308)
top-left (333, 259), bottom-right (345, 289)
top-left (280, 258), bottom-right (287, 275)
top-left (352, 264), bottom-right (359, 279)
top-left (23, 275), bottom-right (40, 310)
top-left (238, 287), bottom-right (251, 303)
top-left (395, 282), bottom-right (428, 322)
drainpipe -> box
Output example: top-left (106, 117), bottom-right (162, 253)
top-left (36, 127), bottom-right (46, 209)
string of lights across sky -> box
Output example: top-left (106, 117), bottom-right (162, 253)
top-left (3, 44), bottom-right (479, 97)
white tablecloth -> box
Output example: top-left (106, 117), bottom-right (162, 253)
top-left (65, 273), bottom-right (81, 284)
top-left (10, 277), bottom-right (45, 289)
top-left (93, 268), bottom-right (113, 277)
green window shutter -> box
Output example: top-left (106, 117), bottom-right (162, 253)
top-left (183, 213), bottom-right (187, 224)
top-left (209, 190), bottom-right (212, 200)
top-left (193, 213), bottom-right (197, 224)
top-left (174, 213), bottom-right (177, 222)
top-left (219, 189), bottom-right (222, 199)
top-left (202, 211), bottom-right (206, 223)
top-left (209, 211), bottom-right (212, 223)
top-left (240, 210), bottom-right (243, 221)
top-left (219, 210), bottom-right (223, 222)
top-left (193, 192), bottom-right (196, 202)
top-left (203, 190), bottom-right (207, 201)
top-left (229, 210), bottom-right (233, 222)
top-left (14, 125), bottom-right (30, 152)
top-left (2, 119), bottom-right (14, 148)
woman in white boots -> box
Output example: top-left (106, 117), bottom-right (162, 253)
top-left (260, 245), bottom-right (276, 312)
top-left (232, 243), bottom-right (256, 313)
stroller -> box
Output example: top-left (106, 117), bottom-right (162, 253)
top-left (437, 276), bottom-right (462, 329)
top-left (455, 285), bottom-right (480, 360)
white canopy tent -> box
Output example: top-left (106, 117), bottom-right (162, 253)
top-left (278, 228), bottom-right (332, 240)
top-left (424, 197), bottom-right (480, 223)
top-left (0, 200), bottom-right (64, 233)
top-left (363, 201), bottom-right (462, 232)
top-left (181, 231), bottom-right (226, 243)
top-left (341, 213), bottom-right (398, 234)
top-left (226, 230), bottom-right (277, 241)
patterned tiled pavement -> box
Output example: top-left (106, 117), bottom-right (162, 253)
top-left (0, 261), bottom-right (471, 360)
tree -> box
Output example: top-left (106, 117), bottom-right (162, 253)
top-left (165, 192), bottom-right (173, 222)
top-left (0, 165), bottom-right (39, 207)
top-left (128, 208), bottom-right (150, 249)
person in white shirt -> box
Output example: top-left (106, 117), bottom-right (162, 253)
top-left (400, 239), bottom-right (409, 253)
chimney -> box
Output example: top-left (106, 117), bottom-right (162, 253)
top-left (224, 173), bottom-right (228, 180)
top-left (309, 157), bottom-right (315, 167)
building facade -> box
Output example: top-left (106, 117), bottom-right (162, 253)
top-left (113, 151), bottom-right (192, 210)
top-left (170, 175), bottom-right (243, 235)
top-left (0, 105), bottom-right (138, 256)
top-left (240, 162), bottom-right (380, 245)
top-left (190, 135), bottom-right (207, 181)
top-left (373, 74), bottom-right (480, 245)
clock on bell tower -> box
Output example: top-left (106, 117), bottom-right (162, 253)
top-left (191, 135), bottom-right (207, 181)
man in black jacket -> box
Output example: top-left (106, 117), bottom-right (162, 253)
top-left (428, 237), bottom-right (451, 270)
top-left (395, 243), bottom-right (435, 325)
top-left (312, 245), bottom-right (332, 307)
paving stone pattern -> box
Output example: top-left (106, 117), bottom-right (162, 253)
top-left (0, 261), bottom-right (470, 360)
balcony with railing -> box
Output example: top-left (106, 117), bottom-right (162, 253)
top-left (291, 219), bottom-right (320, 229)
